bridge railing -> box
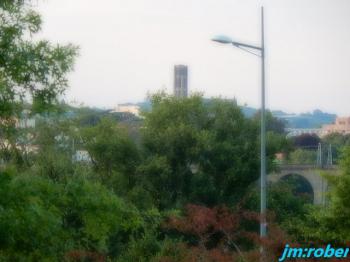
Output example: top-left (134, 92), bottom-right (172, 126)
top-left (275, 143), bottom-right (334, 168)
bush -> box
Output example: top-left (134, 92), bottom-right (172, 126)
top-left (0, 169), bottom-right (142, 261)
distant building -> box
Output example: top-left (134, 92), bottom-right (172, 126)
top-left (322, 117), bottom-right (350, 136)
top-left (286, 128), bottom-right (325, 138)
top-left (112, 104), bottom-right (140, 117)
top-left (174, 65), bottom-right (188, 98)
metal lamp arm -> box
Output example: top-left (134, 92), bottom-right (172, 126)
top-left (234, 45), bottom-right (262, 57)
top-left (231, 41), bottom-right (262, 51)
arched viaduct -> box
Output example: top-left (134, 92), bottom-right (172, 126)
top-left (268, 165), bottom-right (338, 205)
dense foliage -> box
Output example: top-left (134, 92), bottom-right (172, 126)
top-left (140, 94), bottom-right (260, 208)
top-left (0, 0), bottom-right (78, 165)
top-left (0, 167), bottom-right (144, 261)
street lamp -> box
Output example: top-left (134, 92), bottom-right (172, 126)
top-left (212, 7), bottom-right (267, 239)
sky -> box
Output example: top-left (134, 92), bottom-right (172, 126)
top-left (35, 0), bottom-right (350, 115)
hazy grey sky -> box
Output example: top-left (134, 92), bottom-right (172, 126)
top-left (36, 0), bottom-right (350, 115)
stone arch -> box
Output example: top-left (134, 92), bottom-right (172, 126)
top-left (279, 173), bottom-right (314, 203)
top-left (268, 166), bottom-right (329, 205)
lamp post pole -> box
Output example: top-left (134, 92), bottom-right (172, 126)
top-left (260, 6), bottom-right (267, 240)
top-left (212, 6), bottom-right (267, 239)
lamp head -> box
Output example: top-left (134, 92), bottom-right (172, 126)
top-left (211, 35), bottom-right (232, 44)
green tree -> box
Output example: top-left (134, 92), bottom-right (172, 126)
top-left (0, 0), bottom-right (78, 164)
top-left (289, 147), bottom-right (350, 243)
top-left (316, 146), bottom-right (350, 242)
top-left (139, 93), bottom-right (259, 208)
top-left (288, 148), bottom-right (317, 165)
top-left (80, 118), bottom-right (140, 193)
top-left (245, 181), bottom-right (311, 224)
top-left (322, 133), bottom-right (350, 163)
top-left (30, 119), bottom-right (76, 181)
top-left (0, 168), bottom-right (143, 261)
